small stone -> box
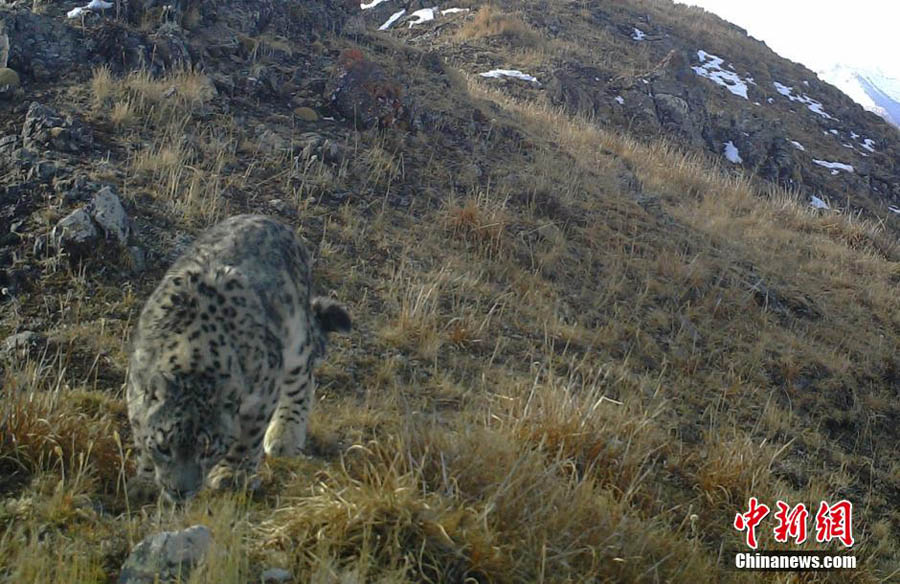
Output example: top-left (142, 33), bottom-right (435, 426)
top-left (118, 525), bottom-right (211, 584)
top-left (0, 68), bottom-right (19, 89)
top-left (28, 159), bottom-right (57, 181)
top-left (52, 208), bottom-right (97, 253)
top-left (2, 331), bottom-right (40, 359)
top-left (260, 567), bottom-right (292, 584)
top-left (256, 129), bottom-right (287, 153)
top-left (293, 106), bottom-right (318, 122)
top-left (88, 186), bottom-right (130, 243)
top-left (128, 246), bottom-right (146, 273)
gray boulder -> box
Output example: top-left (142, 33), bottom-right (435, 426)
top-left (260, 567), bottom-right (292, 584)
top-left (118, 525), bottom-right (211, 584)
top-left (50, 187), bottom-right (131, 257)
top-left (51, 208), bottom-right (97, 255)
top-left (88, 187), bottom-right (130, 243)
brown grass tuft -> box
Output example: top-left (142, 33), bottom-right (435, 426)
top-left (0, 355), bottom-right (124, 496)
top-left (457, 6), bottom-right (544, 48)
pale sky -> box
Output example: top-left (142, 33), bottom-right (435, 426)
top-left (675, 1), bottom-right (900, 78)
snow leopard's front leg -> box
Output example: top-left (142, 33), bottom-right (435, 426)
top-left (263, 356), bottom-right (315, 458)
top-left (206, 380), bottom-right (277, 493)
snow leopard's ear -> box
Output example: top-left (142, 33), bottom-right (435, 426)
top-left (311, 296), bottom-right (351, 334)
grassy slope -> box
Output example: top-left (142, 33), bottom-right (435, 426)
top-left (1, 1), bottom-right (899, 582)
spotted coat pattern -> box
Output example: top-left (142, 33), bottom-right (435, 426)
top-left (126, 215), bottom-right (350, 501)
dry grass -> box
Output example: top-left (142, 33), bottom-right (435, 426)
top-left (0, 352), bottom-right (124, 497)
top-left (443, 189), bottom-right (509, 258)
top-left (86, 66), bottom-right (233, 225)
top-left (457, 5), bottom-right (544, 48)
top-left (91, 66), bottom-right (216, 122)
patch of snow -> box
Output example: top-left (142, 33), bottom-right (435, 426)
top-left (807, 102), bottom-right (833, 119)
top-left (813, 159), bottom-right (854, 173)
top-left (766, 97), bottom-right (775, 104)
top-left (632, 27), bottom-right (646, 41)
top-left (723, 141), bottom-right (742, 163)
top-left (790, 140), bottom-right (805, 151)
top-left (615, 95), bottom-right (624, 105)
top-left (68, 0), bottom-right (112, 17)
top-left (480, 69), bottom-right (540, 85)
top-left (772, 81), bottom-right (835, 119)
top-left (850, 131), bottom-right (859, 139)
top-left (810, 196), bottom-right (830, 209)
top-left (861, 138), bottom-right (876, 152)
top-left (889, 206), bottom-right (900, 215)
top-left (803, 80), bottom-right (810, 86)
top-left (692, 50), bottom-right (750, 99)
top-left (829, 129), bottom-right (839, 135)
top-left (379, 9), bottom-right (405, 30)
top-left (408, 7), bottom-right (436, 27)
top-left (441, 8), bottom-right (469, 15)
top-left (361, 0), bottom-right (389, 9)
top-left (773, 81), bottom-right (792, 97)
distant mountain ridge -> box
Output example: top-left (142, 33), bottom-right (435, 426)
top-left (818, 64), bottom-right (900, 128)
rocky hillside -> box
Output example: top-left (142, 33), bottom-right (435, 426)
top-left (1, 1), bottom-right (898, 582)
top-left (366, 0), bottom-right (900, 218)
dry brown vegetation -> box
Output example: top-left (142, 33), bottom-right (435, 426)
top-left (1, 1), bottom-right (898, 583)
top-left (457, 5), bottom-right (544, 48)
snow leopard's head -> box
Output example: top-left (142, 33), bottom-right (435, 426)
top-left (128, 367), bottom-right (239, 502)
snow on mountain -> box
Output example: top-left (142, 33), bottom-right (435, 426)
top-left (818, 64), bottom-right (900, 128)
top-left (772, 81), bottom-right (834, 120)
top-left (692, 50), bottom-right (752, 99)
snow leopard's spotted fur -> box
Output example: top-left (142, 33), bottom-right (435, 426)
top-left (126, 215), bottom-right (350, 501)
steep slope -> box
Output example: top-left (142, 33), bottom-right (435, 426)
top-left (0, 1), bottom-right (898, 582)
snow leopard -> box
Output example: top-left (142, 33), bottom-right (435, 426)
top-left (126, 214), bottom-right (351, 501)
